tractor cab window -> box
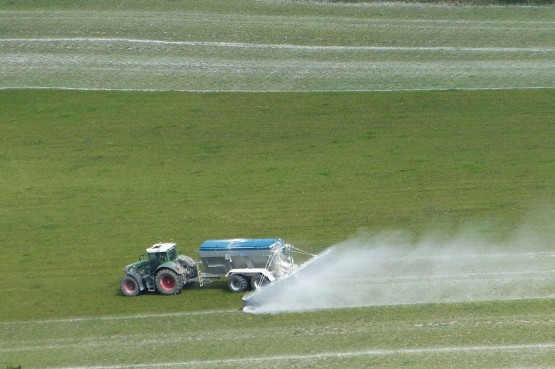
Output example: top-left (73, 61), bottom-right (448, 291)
top-left (166, 248), bottom-right (177, 261)
top-left (157, 253), bottom-right (167, 264)
top-left (148, 252), bottom-right (162, 265)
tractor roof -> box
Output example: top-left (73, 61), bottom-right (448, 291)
top-left (146, 242), bottom-right (176, 254)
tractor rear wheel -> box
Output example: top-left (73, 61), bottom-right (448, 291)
top-left (155, 269), bottom-right (184, 295)
top-left (120, 275), bottom-right (140, 297)
top-left (228, 274), bottom-right (248, 293)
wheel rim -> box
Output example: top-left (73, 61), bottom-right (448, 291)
top-left (124, 279), bottom-right (136, 293)
top-left (161, 275), bottom-right (175, 290)
top-left (231, 279), bottom-right (242, 291)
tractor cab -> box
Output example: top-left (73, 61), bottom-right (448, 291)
top-left (146, 242), bottom-right (178, 268)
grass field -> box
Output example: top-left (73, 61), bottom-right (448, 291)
top-left (1, 0), bottom-right (554, 91)
top-left (1, 1), bottom-right (554, 368)
top-left (1, 300), bottom-right (554, 368)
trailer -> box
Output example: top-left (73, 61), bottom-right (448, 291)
top-left (197, 238), bottom-right (297, 292)
top-left (119, 238), bottom-right (301, 296)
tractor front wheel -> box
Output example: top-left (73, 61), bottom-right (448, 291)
top-left (120, 275), bottom-right (140, 297)
top-left (228, 274), bottom-right (248, 293)
top-left (155, 269), bottom-right (184, 295)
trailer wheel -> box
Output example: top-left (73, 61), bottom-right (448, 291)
top-left (156, 269), bottom-right (184, 295)
top-left (120, 275), bottom-right (140, 297)
top-left (228, 274), bottom-right (248, 293)
top-left (250, 274), bottom-right (269, 290)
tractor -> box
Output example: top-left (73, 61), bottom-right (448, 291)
top-left (120, 242), bottom-right (197, 296)
top-left (120, 238), bottom-right (310, 296)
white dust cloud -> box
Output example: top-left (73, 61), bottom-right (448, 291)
top-left (244, 220), bottom-right (554, 314)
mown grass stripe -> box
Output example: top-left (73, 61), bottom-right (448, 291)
top-left (40, 343), bottom-right (555, 369)
top-left (2, 38), bottom-right (555, 53)
top-left (1, 86), bottom-right (554, 93)
top-left (0, 309), bottom-right (239, 326)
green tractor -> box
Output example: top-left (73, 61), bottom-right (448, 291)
top-left (120, 242), bottom-right (197, 296)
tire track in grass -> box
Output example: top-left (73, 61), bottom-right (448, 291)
top-left (2, 9), bottom-right (554, 30)
top-left (2, 38), bottom-right (554, 92)
top-left (2, 37), bottom-right (555, 53)
top-left (3, 313), bottom-right (553, 354)
top-left (36, 343), bottom-right (555, 369)
top-left (2, 86), bottom-right (554, 93)
top-left (0, 309), bottom-right (239, 326)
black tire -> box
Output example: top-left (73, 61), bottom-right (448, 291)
top-left (120, 275), bottom-right (140, 297)
top-left (155, 269), bottom-right (184, 295)
top-left (250, 274), bottom-right (269, 290)
top-left (228, 274), bottom-right (248, 293)
top-left (182, 272), bottom-right (196, 289)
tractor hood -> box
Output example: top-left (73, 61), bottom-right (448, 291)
top-left (123, 259), bottom-right (149, 273)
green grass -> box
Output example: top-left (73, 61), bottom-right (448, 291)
top-left (1, 299), bottom-right (554, 368)
top-left (1, 0), bottom-right (554, 10)
top-left (1, 1), bottom-right (554, 91)
top-left (0, 2), bottom-right (554, 368)
top-left (0, 89), bottom-right (554, 323)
